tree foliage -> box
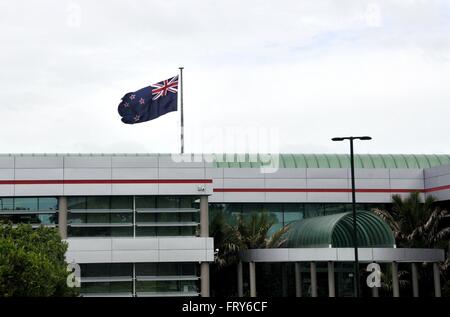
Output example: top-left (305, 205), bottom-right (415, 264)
top-left (0, 223), bottom-right (79, 297)
top-left (372, 192), bottom-right (450, 296)
top-left (211, 211), bottom-right (289, 268)
top-left (372, 192), bottom-right (450, 248)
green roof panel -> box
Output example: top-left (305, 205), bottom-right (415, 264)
top-left (212, 154), bottom-right (450, 169)
top-left (284, 211), bottom-right (395, 248)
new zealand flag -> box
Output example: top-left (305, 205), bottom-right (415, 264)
top-left (118, 75), bottom-right (178, 124)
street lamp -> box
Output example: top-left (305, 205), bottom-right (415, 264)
top-left (332, 136), bottom-right (372, 298)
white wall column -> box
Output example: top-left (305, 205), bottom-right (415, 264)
top-left (328, 261), bottom-right (335, 297)
top-left (392, 262), bottom-right (400, 297)
top-left (371, 285), bottom-right (379, 297)
top-left (200, 263), bottom-right (210, 297)
top-left (433, 262), bottom-right (441, 297)
top-left (58, 196), bottom-right (67, 239)
top-left (237, 261), bottom-right (243, 297)
top-left (249, 262), bottom-right (256, 297)
top-left (200, 195), bottom-right (210, 297)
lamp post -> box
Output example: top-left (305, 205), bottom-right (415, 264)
top-left (332, 136), bottom-right (372, 298)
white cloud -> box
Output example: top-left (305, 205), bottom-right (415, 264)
top-left (0, 0), bottom-right (449, 154)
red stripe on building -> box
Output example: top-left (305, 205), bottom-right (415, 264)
top-left (213, 188), bottom-right (422, 193)
top-left (0, 179), bottom-right (449, 194)
top-left (0, 179), bottom-right (213, 185)
top-left (424, 184), bottom-right (450, 193)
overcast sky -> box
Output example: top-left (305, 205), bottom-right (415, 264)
top-left (1, 0), bottom-right (450, 155)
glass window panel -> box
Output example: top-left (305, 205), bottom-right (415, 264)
top-left (14, 198), bottom-right (38, 211)
top-left (68, 197), bottom-right (86, 210)
top-left (158, 213), bottom-right (179, 222)
top-left (179, 196), bottom-right (196, 208)
top-left (86, 196), bottom-right (110, 209)
top-left (135, 263), bottom-right (157, 276)
top-left (135, 196), bottom-right (156, 209)
top-left (81, 264), bottom-right (108, 277)
top-left (87, 213), bottom-right (109, 223)
top-left (110, 227), bottom-right (133, 237)
top-left (224, 203), bottom-right (242, 218)
top-left (324, 204), bottom-right (347, 215)
top-left (304, 204), bottom-right (325, 218)
top-left (1, 214), bottom-right (55, 225)
top-left (179, 280), bottom-right (198, 293)
top-left (110, 213), bottom-right (132, 223)
top-left (0, 198), bottom-right (14, 210)
top-left (68, 227), bottom-right (110, 237)
top-left (262, 203), bottom-right (283, 236)
top-left (136, 227), bottom-right (156, 237)
top-left (158, 263), bottom-right (179, 276)
top-left (69, 213), bottom-right (86, 224)
top-left (179, 213), bottom-right (195, 222)
top-left (110, 263), bottom-right (132, 277)
top-left (283, 204), bottom-right (304, 224)
top-left (38, 197), bottom-right (58, 210)
top-left (267, 222), bottom-right (283, 237)
top-left (36, 214), bottom-right (56, 225)
top-left (242, 203), bottom-right (263, 214)
top-left (136, 213), bottom-right (156, 222)
top-left (209, 203), bottom-right (226, 218)
top-left (181, 263), bottom-right (197, 276)
top-left (157, 227), bottom-right (180, 236)
top-left (157, 196), bottom-right (179, 208)
top-left (81, 282), bottom-right (110, 294)
top-left (110, 196), bottom-right (133, 209)
top-left (179, 226), bottom-right (196, 236)
top-left (158, 280), bottom-right (180, 292)
top-left (109, 282), bottom-right (132, 293)
top-left (136, 281), bottom-right (158, 292)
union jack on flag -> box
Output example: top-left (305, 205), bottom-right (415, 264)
top-left (117, 74), bottom-right (178, 124)
top-left (151, 75), bottom-right (178, 101)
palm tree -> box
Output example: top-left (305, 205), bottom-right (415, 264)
top-left (209, 210), bottom-right (290, 296)
top-left (372, 192), bottom-right (450, 248)
top-left (211, 211), bottom-right (290, 268)
top-left (372, 192), bottom-right (450, 296)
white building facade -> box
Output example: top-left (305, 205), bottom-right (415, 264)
top-left (0, 153), bottom-right (449, 297)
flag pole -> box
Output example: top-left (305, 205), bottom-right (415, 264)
top-left (179, 66), bottom-right (184, 154)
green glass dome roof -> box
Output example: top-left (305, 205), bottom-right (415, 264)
top-left (284, 211), bottom-right (395, 248)
top-left (212, 154), bottom-right (450, 169)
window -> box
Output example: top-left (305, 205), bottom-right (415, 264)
top-left (14, 197), bottom-right (38, 210)
top-left (135, 196), bottom-right (156, 209)
top-left (80, 263), bottom-right (132, 278)
top-left (283, 204), bottom-right (304, 224)
top-left (87, 213), bottom-right (109, 224)
top-left (179, 196), bottom-right (196, 208)
top-left (68, 197), bottom-right (87, 210)
top-left (157, 227), bottom-right (180, 236)
top-left (86, 196), bottom-right (110, 209)
top-left (111, 196), bottom-right (133, 209)
top-left (324, 204), bottom-right (348, 215)
top-left (38, 197), bottom-right (58, 210)
top-left (157, 196), bottom-right (179, 208)
top-left (242, 203), bottom-right (263, 214)
top-left (304, 204), bottom-right (324, 218)
top-left (136, 227), bottom-right (156, 237)
top-left (0, 198), bottom-right (14, 210)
